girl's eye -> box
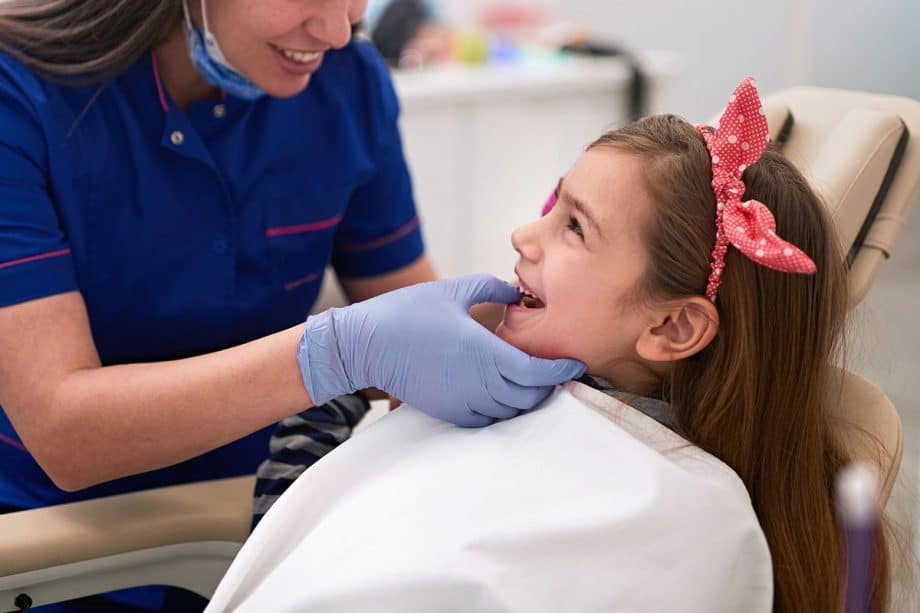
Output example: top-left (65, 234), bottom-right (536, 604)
top-left (567, 216), bottom-right (584, 239)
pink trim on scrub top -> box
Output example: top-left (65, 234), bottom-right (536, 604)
top-left (0, 433), bottom-right (27, 452)
top-left (0, 248), bottom-right (71, 270)
top-left (265, 215), bottom-right (343, 238)
top-left (334, 216), bottom-right (420, 253)
top-left (151, 53), bottom-right (170, 112)
top-left (284, 272), bottom-right (319, 292)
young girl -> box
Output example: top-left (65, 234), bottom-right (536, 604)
top-left (210, 78), bottom-right (888, 612)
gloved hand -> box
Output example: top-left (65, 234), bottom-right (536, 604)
top-left (297, 274), bottom-right (586, 427)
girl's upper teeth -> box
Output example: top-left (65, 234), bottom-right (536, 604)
top-left (281, 48), bottom-right (320, 63)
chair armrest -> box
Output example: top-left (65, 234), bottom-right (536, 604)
top-left (0, 475), bottom-right (255, 577)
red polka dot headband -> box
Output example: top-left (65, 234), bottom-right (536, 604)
top-left (539, 76), bottom-right (816, 302)
top-left (697, 76), bottom-right (816, 301)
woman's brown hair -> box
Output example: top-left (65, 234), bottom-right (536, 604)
top-left (0, 0), bottom-right (181, 83)
top-left (590, 114), bottom-right (889, 611)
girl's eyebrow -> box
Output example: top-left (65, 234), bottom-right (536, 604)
top-left (558, 178), bottom-right (606, 241)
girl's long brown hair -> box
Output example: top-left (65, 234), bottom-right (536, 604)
top-left (591, 115), bottom-right (889, 612)
top-left (0, 0), bottom-right (181, 82)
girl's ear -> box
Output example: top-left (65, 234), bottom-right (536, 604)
top-left (635, 297), bottom-right (719, 362)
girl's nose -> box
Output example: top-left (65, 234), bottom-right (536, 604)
top-left (511, 220), bottom-right (543, 262)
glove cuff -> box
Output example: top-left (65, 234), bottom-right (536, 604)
top-left (297, 310), bottom-right (357, 406)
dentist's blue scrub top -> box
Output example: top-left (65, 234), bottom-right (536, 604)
top-left (0, 38), bottom-right (423, 608)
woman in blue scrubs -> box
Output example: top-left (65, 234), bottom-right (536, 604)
top-left (0, 1), bottom-right (583, 610)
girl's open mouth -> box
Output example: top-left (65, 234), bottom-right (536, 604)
top-left (515, 278), bottom-right (546, 309)
top-left (519, 290), bottom-right (545, 309)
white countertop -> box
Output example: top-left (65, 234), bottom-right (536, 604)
top-left (391, 50), bottom-right (682, 109)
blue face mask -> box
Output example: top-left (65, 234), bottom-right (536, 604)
top-left (182, 0), bottom-right (265, 101)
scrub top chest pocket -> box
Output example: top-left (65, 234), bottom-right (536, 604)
top-left (263, 184), bottom-right (351, 292)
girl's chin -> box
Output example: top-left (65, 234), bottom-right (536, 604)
top-left (494, 321), bottom-right (512, 343)
top-left (495, 322), bottom-right (555, 359)
top-left (495, 321), bottom-right (527, 351)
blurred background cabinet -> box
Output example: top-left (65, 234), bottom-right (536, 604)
top-left (393, 52), bottom-right (679, 278)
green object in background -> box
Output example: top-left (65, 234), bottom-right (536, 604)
top-left (454, 29), bottom-right (489, 65)
top-left (516, 41), bottom-right (567, 66)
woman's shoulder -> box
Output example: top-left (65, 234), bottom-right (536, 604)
top-left (0, 50), bottom-right (50, 110)
top-left (312, 37), bottom-right (399, 122)
top-left (0, 50), bottom-right (99, 124)
top-left (321, 36), bottom-right (391, 80)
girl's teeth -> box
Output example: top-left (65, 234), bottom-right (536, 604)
top-left (280, 48), bottom-right (320, 64)
top-left (519, 292), bottom-right (545, 309)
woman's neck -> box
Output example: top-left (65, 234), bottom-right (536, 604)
top-left (152, 21), bottom-right (221, 112)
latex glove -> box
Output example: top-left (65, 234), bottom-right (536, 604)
top-left (297, 274), bottom-right (585, 427)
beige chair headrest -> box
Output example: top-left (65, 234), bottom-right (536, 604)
top-left (758, 88), bottom-right (920, 307)
top-left (830, 369), bottom-right (903, 506)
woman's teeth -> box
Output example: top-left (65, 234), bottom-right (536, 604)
top-left (278, 47), bottom-right (321, 64)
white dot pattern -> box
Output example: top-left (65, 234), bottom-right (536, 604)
top-left (696, 76), bottom-right (817, 300)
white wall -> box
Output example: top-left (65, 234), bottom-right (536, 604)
top-left (807, 0), bottom-right (920, 99)
top-left (434, 0), bottom-right (919, 119)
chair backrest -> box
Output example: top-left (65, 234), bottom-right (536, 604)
top-left (759, 87), bottom-right (920, 308)
top-left (715, 87), bottom-right (920, 506)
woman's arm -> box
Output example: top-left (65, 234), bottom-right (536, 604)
top-left (0, 256), bottom-right (512, 492)
top-left (0, 290), bottom-right (311, 491)
top-left (339, 254), bottom-right (437, 302)
top-left (340, 255), bottom-right (506, 331)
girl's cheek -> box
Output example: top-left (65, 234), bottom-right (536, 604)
top-left (535, 322), bottom-right (584, 361)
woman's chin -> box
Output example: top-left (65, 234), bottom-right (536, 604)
top-left (260, 75), bottom-right (312, 98)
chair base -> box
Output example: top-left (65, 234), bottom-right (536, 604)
top-left (0, 541), bottom-right (240, 610)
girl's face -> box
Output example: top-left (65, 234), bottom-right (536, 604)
top-left (496, 148), bottom-right (658, 381)
top-left (198, 0), bottom-right (368, 98)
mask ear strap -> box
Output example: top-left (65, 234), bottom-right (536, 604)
top-left (199, 0), bottom-right (214, 35)
top-left (181, 0), bottom-right (193, 28)
top-left (182, 0), bottom-right (214, 35)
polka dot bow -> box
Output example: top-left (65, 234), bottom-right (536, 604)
top-left (698, 76), bottom-right (816, 301)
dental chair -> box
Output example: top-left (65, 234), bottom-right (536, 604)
top-left (1, 87), bottom-right (918, 612)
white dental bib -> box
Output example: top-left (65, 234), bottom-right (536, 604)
top-left (206, 382), bottom-right (773, 612)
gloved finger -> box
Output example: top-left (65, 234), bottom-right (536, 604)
top-left (420, 398), bottom-right (495, 427)
top-left (493, 344), bottom-right (586, 387)
top-left (484, 372), bottom-right (553, 411)
top-left (451, 410), bottom-right (496, 428)
top-left (472, 396), bottom-right (522, 421)
top-left (445, 273), bottom-right (521, 310)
